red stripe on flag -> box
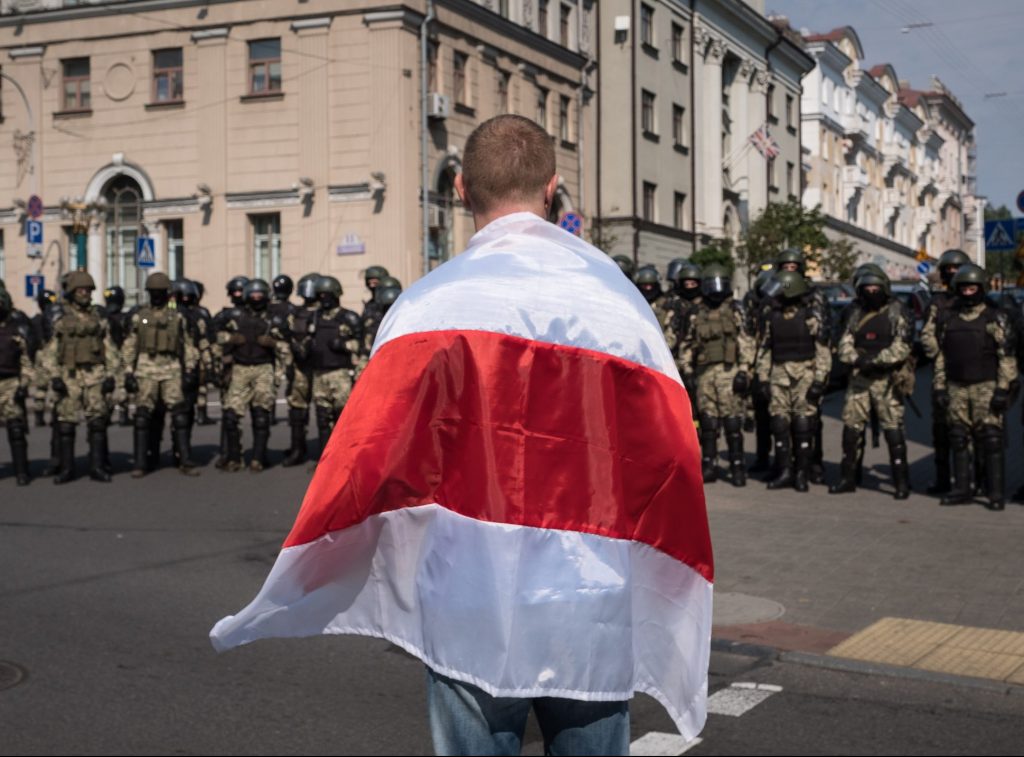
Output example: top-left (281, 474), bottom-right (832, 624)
top-left (287, 330), bottom-right (712, 582)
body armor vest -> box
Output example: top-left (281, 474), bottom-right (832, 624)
top-left (695, 304), bottom-right (739, 366)
top-left (0, 319), bottom-right (24, 377)
top-left (853, 309), bottom-right (894, 358)
top-left (137, 306), bottom-right (181, 356)
top-left (232, 312), bottom-right (275, 366)
top-left (770, 307), bottom-right (816, 363)
top-left (942, 309), bottom-right (998, 384)
top-left (57, 308), bottom-right (105, 368)
top-left (311, 310), bottom-right (355, 371)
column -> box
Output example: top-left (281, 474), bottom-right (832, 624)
top-left (87, 213), bottom-right (105, 301)
top-left (747, 68), bottom-right (770, 222)
top-left (694, 29), bottom-right (724, 240)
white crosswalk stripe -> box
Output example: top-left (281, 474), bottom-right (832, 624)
top-left (706, 682), bottom-right (782, 717)
top-left (630, 732), bottom-right (703, 756)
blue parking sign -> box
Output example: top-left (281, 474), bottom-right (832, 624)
top-left (26, 219), bottom-right (43, 245)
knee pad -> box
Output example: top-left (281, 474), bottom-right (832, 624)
top-left (7, 417), bottom-right (27, 441)
top-left (222, 409), bottom-right (240, 431)
top-left (981, 425), bottom-right (1002, 453)
top-left (87, 416), bottom-right (107, 433)
top-left (172, 411), bottom-right (191, 431)
top-left (251, 408), bottom-right (271, 431)
top-left (792, 415), bottom-right (814, 437)
top-left (288, 407), bottom-right (308, 424)
top-left (769, 415), bottom-right (789, 437)
top-left (723, 417), bottom-right (743, 435)
top-left (134, 406), bottom-right (151, 428)
top-left (948, 425), bottom-right (970, 452)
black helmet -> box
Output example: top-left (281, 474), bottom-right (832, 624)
top-left (296, 273), bottom-right (319, 302)
top-left (775, 247), bottom-right (806, 274)
top-left (195, 280), bottom-right (205, 301)
top-left (364, 266), bottom-right (389, 288)
top-left (102, 286), bottom-right (124, 312)
top-left (0, 289), bottom-right (11, 316)
top-left (700, 264), bottom-right (732, 302)
top-left (174, 279), bottom-right (200, 304)
top-left (37, 288), bottom-right (57, 311)
top-left (855, 271), bottom-right (891, 296)
top-left (315, 275), bottom-right (343, 299)
top-left (666, 257), bottom-right (689, 283)
top-left (763, 270), bottom-right (808, 300)
top-left (634, 266), bottom-right (661, 303)
top-left (272, 274), bottom-right (294, 299)
top-left (243, 278), bottom-right (271, 309)
top-left (951, 264), bottom-right (988, 304)
top-left (852, 263), bottom-right (886, 289)
top-left (226, 275), bottom-right (250, 294)
top-left (375, 286), bottom-right (401, 309)
top-left (938, 248), bottom-right (971, 285)
top-left (612, 255), bottom-right (636, 278)
top-left (753, 268), bottom-right (775, 298)
top-left (677, 262), bottom-right (702, 284)
top-left (377, 275), bottom-right (403, 292)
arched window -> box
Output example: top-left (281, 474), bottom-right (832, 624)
top-left (104, 176), bottom-right (144, 305)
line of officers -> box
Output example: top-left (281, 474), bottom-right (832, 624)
top-left (0, 265), bottom-right (403, 485)
top-left (613, 246), bottom-right (1023, 510)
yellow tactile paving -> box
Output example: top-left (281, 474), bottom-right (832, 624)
top-left (828, 617), bottom-right (1024, 684)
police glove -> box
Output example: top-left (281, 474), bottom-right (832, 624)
top-left (182, 371), bottom-right (199, 392)
top-left (228, 333), bottom-right (247, 346)
top-left (124, 373), bottom-right (139, 394)
top-left (328, 337), bottom-right (349, 353)
top-left (989, 388), bottom-right (1010, 414)
top-left (256, 334), bottom-right (276, 348)
top-left (101, 377), bottom-right (116, 395)
top-left (51, 377), bottom-right (69, 396)
top-left (934, 389), bottom-right (950, 411)
top-left (732, 371), bottom-right (750, 396)
top-left (14, 385), bottom-right (28, 404)
top-left (806, 381), bottom-right (826, 404)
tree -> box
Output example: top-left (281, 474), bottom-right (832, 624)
top-left (985, 204), bottom-right (1013, 221)
top-left (587, 221), bottom-right (620, 254)
top-left (737, 200), bottom-right (829, 279)
top-left (691, 238), bottom-right (735, 276)
top-left (818, 236), bottom-right (860, 283)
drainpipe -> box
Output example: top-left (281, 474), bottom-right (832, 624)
top-left (421, 0), bottom-right (436, 278)
top-left (576, 2), bottom-right (590, 221)
top-left (631, 0), bottom-right (638, 263)
top-left (690, 0), bottom-right (696, 247)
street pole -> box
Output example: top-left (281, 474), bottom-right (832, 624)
top-left (420, 0), bottom-right (436, 279)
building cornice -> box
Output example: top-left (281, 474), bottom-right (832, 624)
top-left (0, 0), bottom-right (237, 28)
top-left (824, 215), bottom-right (916, 259)
top-left (328, 183), bottom-right (374, 202)
top-left (225, 189), bottom-right (301, 209)
top-left (7, 44), bottom-right (44, 57)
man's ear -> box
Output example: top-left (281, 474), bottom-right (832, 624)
top-left (454, 173), bottom-right (472, 212)
top-left (543, 175), bottom-right (560, 213)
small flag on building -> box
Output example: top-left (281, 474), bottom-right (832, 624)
top-left (748, 124), bottom-right (780, 159)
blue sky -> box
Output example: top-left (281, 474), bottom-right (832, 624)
top-left (769, 0), bottom-right (1024, 215)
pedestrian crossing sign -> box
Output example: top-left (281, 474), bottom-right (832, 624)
top-left (984, 220), bottom-right (1015, 252)
top-left (136, 236), bottom-right (156, 267)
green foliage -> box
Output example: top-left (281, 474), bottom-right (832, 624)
top-left (819, 237), bottom-right (860, 283)
top-left (737, 200), bottom-right (829, 277)
top-left (984, 204), bottom-right (1013, 221)
top-left (587, 222), bottom-right (620, 254)
top-left (692, 238), bottom-right (735, 276)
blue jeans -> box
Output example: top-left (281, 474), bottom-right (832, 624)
top-left (426, 668), bottom-right (630, 756)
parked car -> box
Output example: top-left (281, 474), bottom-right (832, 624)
top-left (891, 282), bottom-right (931, 358)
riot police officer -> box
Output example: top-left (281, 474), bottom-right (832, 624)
top-left (611, 255), bottom-right (636, 280)
top-left (756, 271), bottom-right (831, 492)
top-left (39, 271), bottom-right (120, 484)
top-left (743, 266), bottom-right (776, 473)
top-left (269, 275), bottom-right (296, 321)
top-left (830, 270), bottom-right (914, 499)
top-left (173, 279), bottom-right (215, 461)
top-left (679, 264), bottom-right (754, 486)
top-left (361, 265), bottom-right (390, 329)
top-left (281, 273), bottom-right (321, 467)
top-left (362, 277), bottom-right (401, 355)
top-left (920, 248), bottom-right (971, 494)
top-left (0, 289), bottom-right (33, 485)
top-left (934, 265), bottom-right (1018, 509)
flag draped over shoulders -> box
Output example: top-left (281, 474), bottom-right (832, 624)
top-left (209, 212), bottom-right (713, 739)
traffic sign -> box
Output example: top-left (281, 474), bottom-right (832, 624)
top-left (136, 236), bottom-right (156, 267)
top-left (916, 261), bottom-right (931, 275)
top-left (985, 219), bottom-right (1016, 252)
top-left (1017, 191), bottom-right (1024, 215)
top-left (27, 195), bottom-right (44, 220)
top-left (26, 219), bottom-right (43, 245)
top-left (558, 211), bottom-right (583, 237)
top-left (24, 274), bottom-right (44, 298)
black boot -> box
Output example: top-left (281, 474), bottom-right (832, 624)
top-left (132, 408), bottom-right (150, 478)
top-left (42, 421), bottom-right (60, 476)
top-left (767, 415), bottom-right (793, 490)
top-left (723, 416), bottom-right (745, 487)
top-left (982, 426), bottom-right (1005, 510)
top-left (855, 428), bottom-right (866, 486)
top-left (700, 415), bottom-right (719, 483)
top-left (53, 422), bottom-right (76, 484)
top-left (148, 404), bottom-right (165, 472)
top-left (792, 415), bottom-right (814, 492)
top-left (118, 405), bottom-right (132, 427)
top-left (34, 408), bottom-right (46, 428)
top-left (830, 425), bottom-right (862, 494)
top-left (215, 416), bottom-right (228, 469)
top-left (250, 407), bottom-right (271, 472)
top-left (195, 404), bottom-right (215, 426)
top-left (885, 428), bottom-right (910, 500)
top-left (941, 425), bottom-right (973, 505)
top-left (927, 411), bottom-right (951, 495)
top-left (87, 418), bottom-right (112, 482)
top-left (8, 418), bottom-right (31, 486)
top-left (315, 405), bottom-right (335, 462)
top-left (173, 409), bottom-right (199, 475)
top-left (281, 408), bottom-right (308, 467)
top-left (809, 410), bottom-right (825, 484)
top-left (221, 410), bottom-right (243, 472)
top-left (750, 390), bottom-right (771, 473)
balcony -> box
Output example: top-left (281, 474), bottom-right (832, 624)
top-left (843, 165), bottom-right (869, 190)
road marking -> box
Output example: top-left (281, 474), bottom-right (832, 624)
top-left (630, 732), bottom-right (703, 756)
top-left (706, 682), bottom-right (782, 717)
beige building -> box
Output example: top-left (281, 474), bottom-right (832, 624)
top-left (0, 0), bottom-right (595, 312)
top-left (595, 0), bottom-right (812, 274)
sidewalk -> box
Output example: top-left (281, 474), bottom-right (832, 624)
top-left (707, 366), bottom-right (1024, 685)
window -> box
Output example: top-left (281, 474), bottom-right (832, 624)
top-left (786, 161), bottom-right (795, 198)
top-left (538, 0), bottom-right (548, 37)
top-left (251, 214), bottom-right (281, 281)
top-left (674, 193), bottom-right (687, 230)
top-left (641, 4), bottom-right (654, 47)
top-left (498, 0), bottom-right (509, 17)
top-left (560, 4), bottom-right (572, 47)
top-left (248, 39), bottom-right (281, 95)
top-left (559, 95), bottom-right (571, 142)
top-left (536, 86), bottom-right (548, 131)
top-left (152, 48), bottom-right (183, 103)
top-left (497, 70), bottom-right (510, 114)
top-left (62, 58), bottom-right (91, 111)
top-left (642, 90), bottom-right (656, 134)
top-left (453, 51), bottom-right (468, 105)
top-left (785, 93), bottom-right (794, 128)
top-left (673, 104), bottom-right (686, 146)
top-left (767, 83), bottom-right (776, 120)
top-left (768, 157), bottom-right (777, 190)
top-left (672, 23), bottom-right (685, 63)
top-left (428, 41), bottom-right (439, 91)
top-left (642, 182), bottom-right (656, 222)
top-left (165, 220), bottom-right (185, 280)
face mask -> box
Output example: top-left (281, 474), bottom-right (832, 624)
top-left (958, 288), bottom-right (985, 306)
top-left (231, 292), bottom-right (245, 307)
top-left (249, 296), bottom-right (267, 311)
top-left (681, 285), bottom-right (701, 301)
top-left (319, 294), bottom-right (339, 310)
top-left (640, 285), bottom-right (659, 303)
top-left (861, 290), bottom-right (887, 310)
top-left (150, 291), bottom-right (169, 308)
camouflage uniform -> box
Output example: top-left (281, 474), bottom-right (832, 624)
top-left (281, 300), bottom-right (319, 466)
top-left (39, 275), bottom-right (120, 483)
top-left (0, 291), bottom-right (33, 484)
top-left (756, 285), bottom-right (831, 492)
top-left (309, 303), bottom-right (365, 457)
top-left (679, 293), bottom-right (754, 486)
top-left (831, 291), bottom-right (914, 499)
top-left (920, 289), bottom-right (957, 493)
top-left (934, 290), bottom-right (1017, 508)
